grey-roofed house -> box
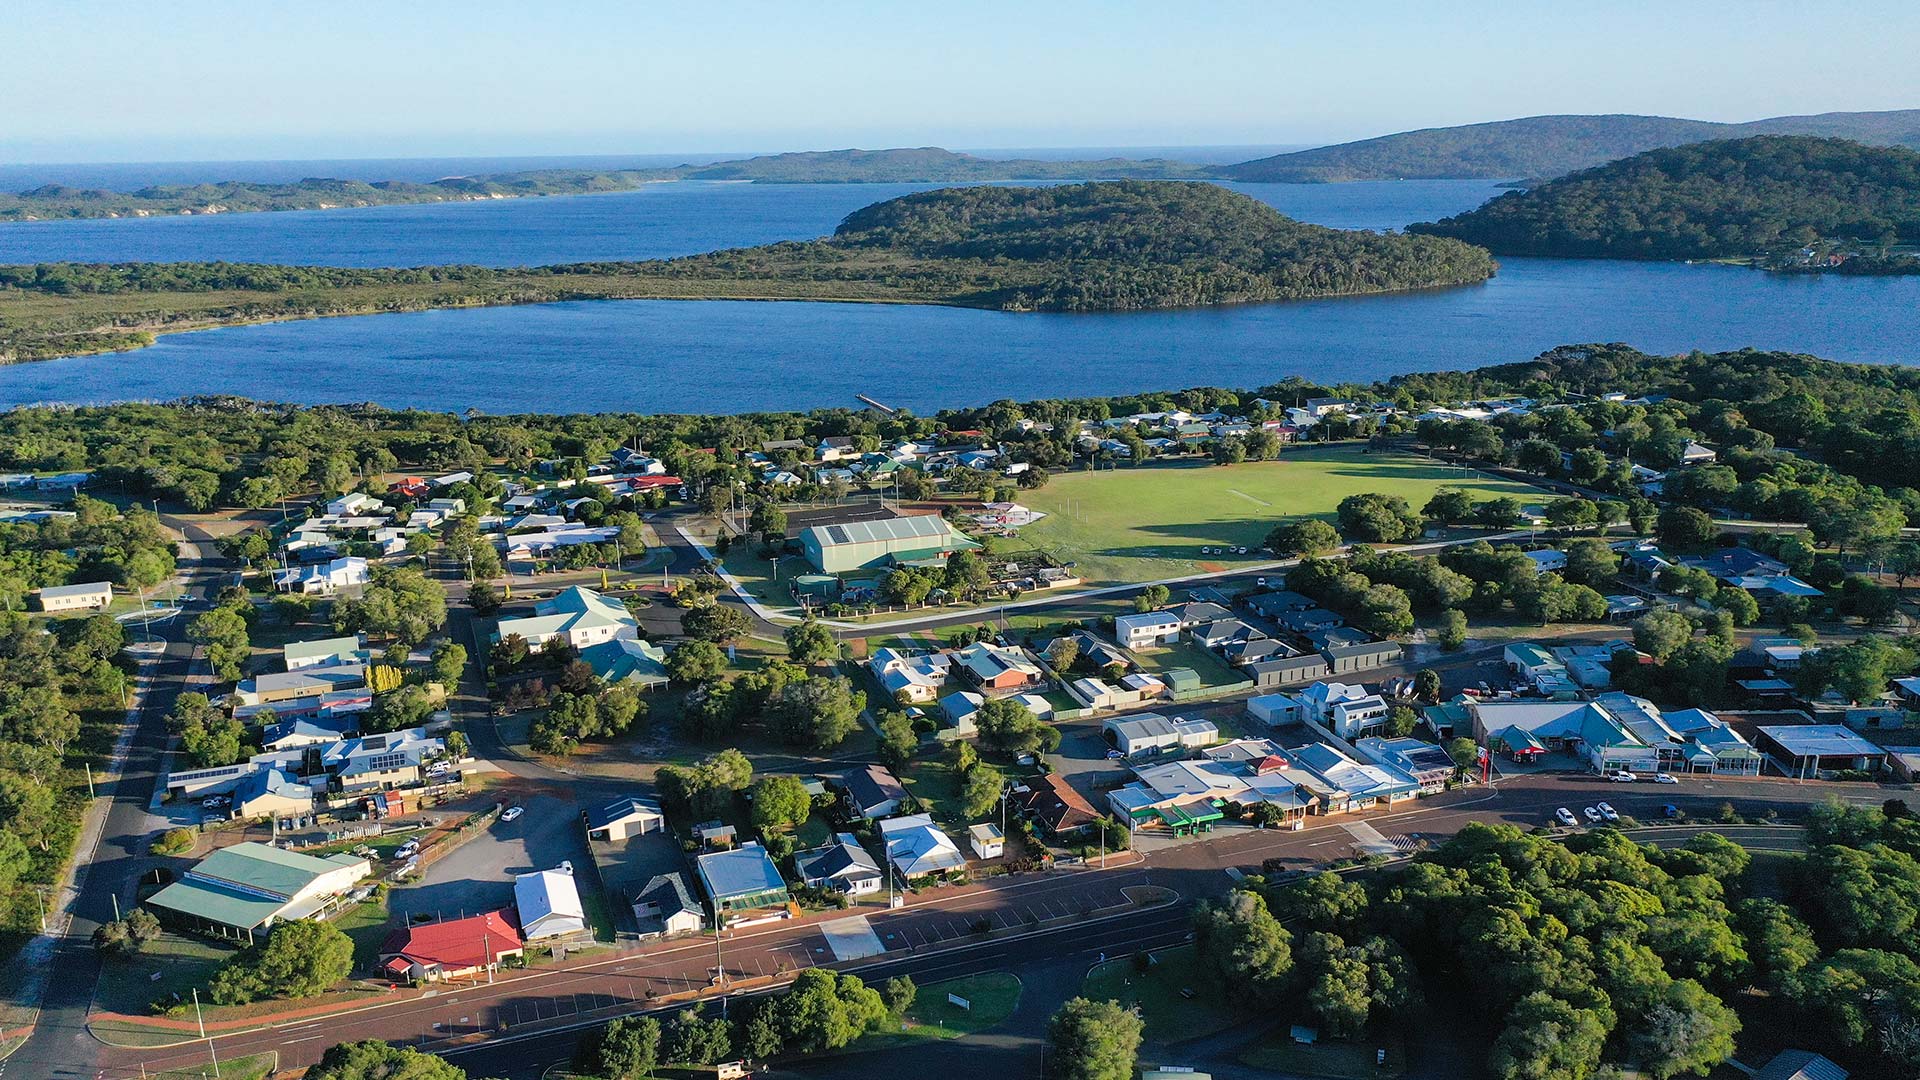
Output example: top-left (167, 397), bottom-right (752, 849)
top-left (231, 768), bottom-right (316, 819)
top-left (1164, 601), bottom-right (1232, 628)
top-left (1244, 591), bottom-right (1318, 619)
top-left (583, 795), bottom-right (665, 842)
top-left (794, 833), bottom-right (884, 896)
top-left (1280, 608), bottom-right (1345, 634)
top-left (260, 715), bottom-right (359, 751)
top-left (634, 872), bottom-right (705, 938)
top-left (839, 764), bottom-right (909, 820)
top-left (695, 842), bottom-right (791, 919)
top-left (283, 635), bottom-right (366, 672)
top-left (1222, 638), bottom-right (1298, 667)
top-left (1104, 713), bottom-right (1219, 756)
top-left (1753, 1050), bottom-right (1847, 1080)
top-left (1191, 619), bottom-right (1263, 650)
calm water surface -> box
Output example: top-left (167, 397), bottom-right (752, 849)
top-left (1, 178), bottom-right (1914, 413)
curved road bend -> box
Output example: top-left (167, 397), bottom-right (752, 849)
top-left (5, 522), bottom-right (224, 1080)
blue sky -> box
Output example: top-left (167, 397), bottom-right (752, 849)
top-left (8, 1), bottom-right (1920, 162)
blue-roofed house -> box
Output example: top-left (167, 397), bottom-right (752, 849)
top-left (695, 842), bottom-right (790, 921)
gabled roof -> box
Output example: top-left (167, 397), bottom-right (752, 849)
top-left (801, 515), bottom-right (975, 548)
top-left (841, 764), bottom-right (908, 812)
top-left (584, 795), bottom-right (663, 831)
top-left (795, 834), bottom-right (883, 884)
top-left (696, 842), bottom-right (788, 903)
top-left (381, 910), bottom-right (522, 971)
top-left (637, 872), bottom-right (701, 920)
top-left (1017, 773), bottom-right (1098, 833)
top-left (513, 869), bottom-right (585, 934)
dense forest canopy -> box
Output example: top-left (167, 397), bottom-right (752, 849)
top-left (0, 182), bottom-right (1497, 362)
top-left (1408, 136), bottom-right (1920, 260)
top-left (1221, 109), bottom-right (1920, 183)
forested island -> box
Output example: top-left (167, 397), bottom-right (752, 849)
top-left (0, 148), bottom-right (1206, 223)
top-left (0, 181), bottom-right (1495, 363)
top-left (1220, 108), bottom-right (1920, 183)
top-left (1407, 136), bottom-right (1920, 268)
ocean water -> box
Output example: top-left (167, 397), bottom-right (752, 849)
top-left (0, 176), bottom-right (1914, 414)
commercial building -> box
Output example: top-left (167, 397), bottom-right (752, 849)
top-left (798, 515), bottom-right (980, 574)
top-left (1756, 725), bottom-right (1887, 778)
top-left (145, 842), bottom-right (370, 942)
top-left (1103, 713), bottom-right (1218, 757)
top-left (283, 635), bottom-right (366, 671)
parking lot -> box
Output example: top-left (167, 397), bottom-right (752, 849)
top-left (390, 786), bottom-right (591, 922)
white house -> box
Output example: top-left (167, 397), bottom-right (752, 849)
top-left (326, 493), bottom-right (384, 517)
top-left (868, 648), bottom-right (951, 705)
top-left (275, 556), bottom-right (370, 595)
top-left (1524, 549), bottom-right (1569, 574)
top-left (968, 823), bottom-right (1004, 860)
top-left (494, 585), bottom-right (637, 653)
top-left (794, 834), bottom-right (884, 896)
top-left (1114, 610), bottom-right (1182, 649)
top-left (513, 868), bottom-right (588, 941)
top-left (880, 814), bottom-right (966, 879)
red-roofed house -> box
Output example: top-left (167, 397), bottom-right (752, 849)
top-left (379, 910), bottom-right (524, 984)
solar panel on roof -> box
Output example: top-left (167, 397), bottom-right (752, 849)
top-left (365, 752), bottom-right (408, 772)
top-left (827, 525), bottom-right (850, 544)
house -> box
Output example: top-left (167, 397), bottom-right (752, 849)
top-left (1052, 629), bottom-right (1130, 672)
top-left (1523, 549), bottom-right (1568, 574)
top-left (1191, 619), bottom-right (1264, 650)
top-left (1114, 610), bottom-right (1182, 649)
top-left (230, 768), bottom-right (315, 819)
top-left (494, 585), bottom-right (638, 654)
top-left (879, 814), bottom-right (966, 879)
top-left (954, 641), bottom-right (1044, 692)
top-left (326, 493), bottom-right (383, 517)
top-left (1244, 591), bottom-right (1317, 620)
top-left (583, 795), bottom-right (665, 842)
top-left (145, 842), bottom-right (369, 943)
top-left (1246, 653), bottom-right (1333, 690)
top-left (1223, 638), bottom-right (1299, 667)
top-left (1506, 643), bottom-right (1571, 689)
top-left (1604, 594), bottom-right (1654, 622)
top-left (33, 581), bottom-right (113, 613)
top-left (1328, 693), bottom-right (1392, 739)
top-left (1164, 601), bottom-right (1233, 628)
top-left (868, 648), bottom-right (951, 704)
top-left (275, 556), bottom-right (370, 595)
top-left (695, 842), bottom-right (791, 917)
top-left (318, 727), bottom-right (445, 793)
top-left (794, 834), bottom-right (884, 896)
top-left (634, 873), bottom-right (706, 938)
top-left (578, 637), bottom-right (670, 690)
top-left (1679, 547), bottom-right (1789, 582)
top-left (260, 715), bottom-right (358, 752)
top-left (1677, 440), bottom-right (1718, 465)
top-left (283, 635), bottom-right (365, 672)
top-left (840, 764), bottom-right (909, 820)
top-left (1756, 725), bottom-right (1887, 778)
top-left (1321, 640), bottom-right (1403, 675)
top-left (514, 868), bottom-right (589, 941)
top-left (940, 691), bottom-right (985, 736)
top-left (380, 911), bottom-right (523, 984)
top-left (798, 515), bottom-right (980, 574)
top-left (968, 823), bottom-right (1004, 860)
top-left (1104, 713), bottom-right (1218, 756)
top-left (1752, 1050), bottom-right (1847, 1080)
top-left (1013, 773), bottom-right (1099, 836)
top-left (1280, 608), bottom-right (1345, 635)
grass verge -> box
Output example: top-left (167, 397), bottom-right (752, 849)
top-left (860, 973), bottom-right (1023, 1048)
top-left (1082, 942), bottom-right (1240, 1044)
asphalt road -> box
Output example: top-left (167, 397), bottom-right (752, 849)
top-left (6, 524), bottom-right (224, 1080)
top-left (93, 770), bottom-right (1911, 1080)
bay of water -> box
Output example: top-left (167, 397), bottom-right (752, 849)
top-left (0, 177), bottom-right (1914, 414)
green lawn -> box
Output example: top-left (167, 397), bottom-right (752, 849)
top-left (335, 897), bottom-right (394, 972)
top-left (1007, 447), bottom-right (1548, 585)
top-left (861, 973), bottom-right (1022, 1048)
top-left (1081, 942), bottom-right (1241, 1043)
top-left (93, 931), bottom-right (234, 1016)
top-left (1240, 1027), bottom-right (1407, 1080)
top-left (1131, 640), bottom-right (1247, 689)
top-left (154, 1052), bottom-right (277, 1080)
top-left (900, 760), bottom-right (968, 827)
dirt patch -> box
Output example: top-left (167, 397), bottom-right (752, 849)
top-left (1198, 561), bottom-right (1228, 573)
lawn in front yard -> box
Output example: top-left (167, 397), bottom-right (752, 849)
top-left (900, 759), bottom-right (968, 827)
top-left (1009, 447), bottom-right (1548, 586)
top-left (93, 931), bottom-right (234, 1017)
top-left (860, 972), bottom-right (1022, 1048)
top-left (1081, 942), bottom-right (1241, 1043)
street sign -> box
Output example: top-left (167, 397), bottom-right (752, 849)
top-left (947, 993), bottom-right (971, 1011)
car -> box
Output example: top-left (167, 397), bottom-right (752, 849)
top-left (1105, 749), bottom-right (1124, 760)
top-left (500, 806), bottom-right (524, 823)
top-left (1583, 806), bottom-right (1603, 823)
top-left (1663, 804), bottom-right (1682, 819)
top-left (558, 860), bottom-right (575, 875)
top-left (1655, 773), bottom-right (1679, 785)
top-left (1555, 808), bottom-right (1578, 827)
top-left (1596, 802), bottom-right (1619, 822)
top-left (1608, 770), bottom-right (1638, 782)
top-left (1255, 577), bottom-right (1268, 587)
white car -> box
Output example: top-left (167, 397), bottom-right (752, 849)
top-left (1582, 806), bottom-right (1603, 823)
top-left (500, 806), bottom-right (524, 823)
top-left (1555, 807), bottom-right (1578, 827)
top-left (558, 860), bottom-right (575, 875)
top-left (1608, 770), bottom-right (1638, 783)
top-left (1596, 802), bottom-right (1619, 822)
top-left (1655, 773), bottom-right (1679, 785)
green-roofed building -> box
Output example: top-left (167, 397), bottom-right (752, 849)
top-left (799, 515), bottom-right (980, 574)
top-left (144, 842), bottom-right (371, 943)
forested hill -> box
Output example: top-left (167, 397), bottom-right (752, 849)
top-left (1405, 136), bottom-right (1920, 261)
top-left (0, 149), bottom-right (1206, 223)
top-left (0, 182), bottom-right (1497, 362)
top-left (1220, 108), bottom-right (1920, 182)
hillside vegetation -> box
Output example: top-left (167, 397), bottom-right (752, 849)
top-left (0, 182), bottom-right (1497, 362)
top-left (1221, 108), bottom-right (1920, 182)
top-left (1407, 136), bottom-right (1920, 262)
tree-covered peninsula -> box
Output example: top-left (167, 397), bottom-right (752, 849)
top-left (1408, 136), bottom-right (1920, 269)
top-left (0, 149), bottom-right (1207, 223)
top-left (0, 181), bottom-right (1496, 363)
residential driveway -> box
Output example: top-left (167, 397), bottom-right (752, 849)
top-left (1047, 719), bottom-right (1130, 801)
top-left (389, 788), bottom-right (589, 920)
